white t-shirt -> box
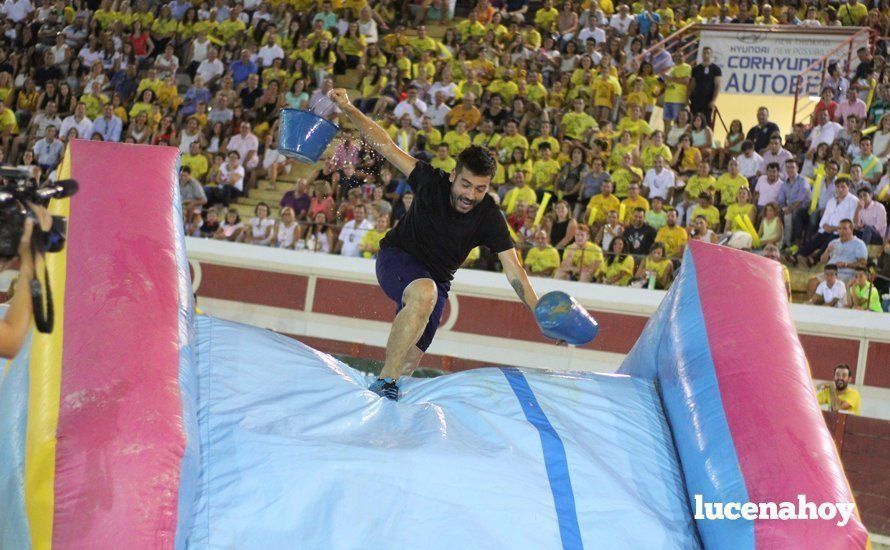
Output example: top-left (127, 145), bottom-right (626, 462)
top-left (196, 58), bottom-right (225, 83)
top-left (220, 162), bottom-right (245, 191)
top-left (277, 221), bottom-right (299, 248)
top-left (609, 14), bottom-right (633, 34)
top-left (257, 43), bottom-right (285, 67)
top-left (578, 26), bottom-right (606, 45)
top-left (815, 279), bottom-right (847, 307)
top-left (393, 99), bottom-right (427, 128)
top-left (248, 217), bottom-right (275, 244)
top-left (643, 167), bottom-right (676, 200)
top-left (338, 218), bottom-right (372, 257)
top-left (736, 152), bottom-right (763, 179)
top-left (227, 133), bottom-right (260, 169)
top-left (754, 176), bottom-right (782, 206)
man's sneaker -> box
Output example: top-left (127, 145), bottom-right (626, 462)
top-left (369, 378), bottom-right (400, 401)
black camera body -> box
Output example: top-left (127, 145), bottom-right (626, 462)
top-left (0, 166), bottom-right (77, 261)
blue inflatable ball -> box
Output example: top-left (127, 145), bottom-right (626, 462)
top-left (534, 291), bottom-right (599, 345)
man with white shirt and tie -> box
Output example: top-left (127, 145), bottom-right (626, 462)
top-left (789, 178), bottom-right (860, 267)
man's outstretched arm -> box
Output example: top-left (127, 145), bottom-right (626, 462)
top-left (498, 248), bottom-right (539, 312)
top-left (328, 88), bottom-right (418, 177)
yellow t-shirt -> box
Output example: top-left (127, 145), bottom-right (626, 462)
top-left (431, 156), bottom-right (456, 172)
top-left (716, 173), bottom-right (748, 205)
top-left (562, 112), bottom-right (598, 141)
top-left (416, 128), bottom-right (442, 149)
top-left (691, 205), bottom-right (721, 229)
top-left (487, 79), bottom-right (519, 103)
top-left (564, 241), bottom-right (604, 269)
top-left (664, 63), bottom-right (691, 104)
top-left (525, 246), bottom-right (561, 275)
top-left (216, 19), bottom-right (247, 42)
top-left (0, 107), bottom-right (18, 133)
top-left (473, 132), bottom-right (501, 149)
top-left (530, 159), bottom-right (561, 191)
top-left (621, 196), bottom-right (650, 223)
top-left (593, 76), bottom-right (622, 108)
top-left (611, 166), bottom-right (643, 198)
top-left (641, 144), bottom-right (673, 170)
top-left (586, 193), bottom-right (621, 224)
top-left (685, 174), bottom-right (717, 198)
top-left (498, 135), bottom-right (530, 158)
top-left (442, 131), bottom-right (472, 156)
top-left (339, 35), bottom-right (366, 57)
top-left (817, 386), bottom-right (862, 415)
top-left (504, 185), bottom-right (537, 214)
top-left (181, 153), bottom-right (209, 180)
top-left (656, 225), bottom-right (689, 258)
top-left (534, 6), bottom-right (559, 31)
top-left (615, 117), bottom-right (654, 145)
top-left (360, 228), bottom-right (387, 258)
top-left (597, 255), bottom-right (635, 285)
top-left (725, 203), bottom-right (756, 230)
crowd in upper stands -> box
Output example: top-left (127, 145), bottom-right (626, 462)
top-left (1, 0), bottom-right (889, 309)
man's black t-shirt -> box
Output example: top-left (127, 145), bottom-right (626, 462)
top-left (746, 122), bottom-right (781, 152)
top-left (624, 223), bottom-right (657, 255)
top-left (381, 161), bottom-right (514, 283)
top-left (690, 63), bottom-right (722, 105)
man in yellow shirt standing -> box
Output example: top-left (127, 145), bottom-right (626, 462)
top-left (614, 104), bottom-right (654, 146)
top-left (556, 224), bottom-right (603, 282)
top-left (524, 230), bottom-right (561, 277)
top-left (530, 143), bottom-right (561, 195)
top-left (655, 209), bottom-right (689, 260)
top-left (817, 364), bottom-right (862, 415)
top-left (430, 143), bottom-right (456, 172)
top-left (662, 49), bottom-right (691, 135)
top-left (837, 0), bottom-right (868, 26)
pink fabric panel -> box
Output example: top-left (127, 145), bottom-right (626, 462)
top-left (53, 141), bottom-right (184, 549)
top-left (691, 241), bottom-right (868, 548)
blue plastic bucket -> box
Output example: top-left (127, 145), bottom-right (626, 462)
top-left (278, 108), bottom-right (339, 163)
top-left (534, 291), bottom-right (599, 346)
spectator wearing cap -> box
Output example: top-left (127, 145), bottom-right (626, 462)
top-left (817, 364), bottom-right (862, 415)
top-left (854, 186), bottom-right (887, 245)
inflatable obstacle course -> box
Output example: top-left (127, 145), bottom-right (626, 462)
top-left (0, 141), bottom-right (869, 549)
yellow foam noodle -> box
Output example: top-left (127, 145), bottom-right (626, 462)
top-left (618, 203), bottom-right (626, 224)
top-left (809, 171), bottom-right (824, 214)
top-left (533, 192), bottom-right (551, 228)
top-left (25, 146), bottom-right (72, 549)
top-left (587, 206), bottom-right (599, 226)
top-left (740, 214), bottom-right (761, 248)
top-left (505, 189), bottom-right (518, 215)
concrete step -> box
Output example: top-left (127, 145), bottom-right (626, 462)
top-left (231, 201), bottom-right (280, 219)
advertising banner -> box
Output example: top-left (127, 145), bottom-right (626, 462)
top-left (698, 28), bottom-right (870, 96)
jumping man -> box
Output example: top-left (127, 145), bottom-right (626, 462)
top-left (329, 88), bottom-right (550, 401)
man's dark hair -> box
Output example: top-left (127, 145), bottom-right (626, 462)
top-left (455, 145), bottom-right (497, 177)
top-left (835, 363), bottom-right (852, 375)
top-left (537, 142), bottom-right (551, 151)
top-left (767, 162), bottom-right (780, 171)
top-left (839, 218), bottom-right (853, 227)
top-left (180, 165), bottom-right (192, 174)
top-left (741, 140), bottom-right (754, 151)
top-left (824, 263), bottom-right (838, 273)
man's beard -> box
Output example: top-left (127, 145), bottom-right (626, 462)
top-left (835, 379), bottom-right (848, 391)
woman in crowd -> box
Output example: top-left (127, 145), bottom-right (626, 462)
top-left (303, 211), bottom-right (334, 253)
top-left (597, 236), bottom-right (634, 286)
top-left (549, 200), bottom-right (578, 250)
top-left (758, 202), bottom-right (784, 248)
top-left (689, 112), bottom-right (714, 162)
top-left (244, 203), bottom-right (276, 246)
top-left (555, 146), bottom-right (587, 213)
top-left (719, 119), bottom-right (745, 170)
top-left (126, 111), bottom-right (152, 144)
top-left (214, 208), bottom-right (244, 242)
top-left (284, 79), bottom-right (309, 110)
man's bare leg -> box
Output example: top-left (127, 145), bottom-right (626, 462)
top-left (379, 278), bottom-right (437, 380)
top-left (400, 345), bottom-right (424, 377)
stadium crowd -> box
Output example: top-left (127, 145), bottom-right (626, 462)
top-left (1, 0), bottom-right (889, 309)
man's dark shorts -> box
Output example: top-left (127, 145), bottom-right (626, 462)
top-left (376, 246), bottom-right (449, 352)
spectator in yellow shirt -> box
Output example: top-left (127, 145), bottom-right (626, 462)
top-left (530, 121), bottom-right (560, 159)
top-left (716, 158), bottom-right (748, 207)
top-left (593, 71), bottom-right (622, 122)
top-left (691, 191), bottom-right (721, 230)
top-left (524, 230), bottom-right (561, 277)
top-left (497, 119), bottom-right (530, 162)
top-left (431, 143), bottom-right (457, 172)
top-left (585, 180), bottom-right (621, 225)
top-left (662, 49), bottom-right (692, 134)
top-left (723, 187), bottom-right (757, 232)
top-left (534, 0), bottom-right (559, 31)
top-left (182, 141), bottom-right (210, 181)
top-left (641, 130), bottom-right (673, 170)
top-left (655, 209), bottom-right (689, 259)
top-left (503, 171), bottom-right (537, 214)
top-left (442, 120), bottom-right (472, 156)
top-left (817, 364), bottom-right (862, 415)
top-left (359, 213), bottom-right (390, 259)
top-left (614, 104), bottom-right (654, 146)
top-left (530, 143), bottom-right (561, 194)
top-left (837, 0), bottom-right (868, 26)
top-left (561, 97), bottom-right (599, 142)
top-left (597, 236), bottom-right (635, 286)
top-left (621, 183), bottom-right (650, 223)
top-left (556, 224), bottom-right (603, 282)
top-left (446, 93), bottom-right (482, 130)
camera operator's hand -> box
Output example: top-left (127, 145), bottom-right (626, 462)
top-left (26, 202), bottom-right (53, 232)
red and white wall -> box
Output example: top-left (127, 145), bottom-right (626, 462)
top-left (187, 238), bottom-right (890, 420)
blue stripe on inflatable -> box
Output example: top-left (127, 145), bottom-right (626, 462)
top-left (619, 252), bottom-right (753, 548)
top-left (500, 367), bottom-right (583, 550)
top-left (0, 333), bottom-right (32, 550)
